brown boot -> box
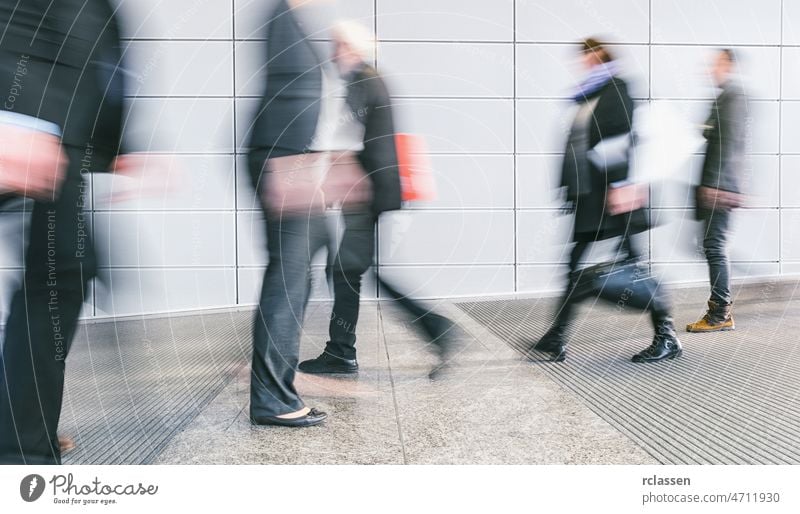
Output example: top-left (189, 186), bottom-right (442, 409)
top-left (686, 300), bottom-right (735, 332)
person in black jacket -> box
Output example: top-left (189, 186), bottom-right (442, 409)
top-left (686, 49), bottom-right (748, 333)
top-left (0, 0), bottom-right (126, 464)
top-left (245, 0), bottom-right (334, 428)
top-left (298, 21), bottom-right (456, 377)
top-left (529, 38), bottom-right (682, 364)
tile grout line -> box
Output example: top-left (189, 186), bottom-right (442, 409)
top-left (377, 302), bottom-right (408, 464)
top-left (512, 0), bottom-right (518, 293)
top-left (231, 0), bottom-right (240, 304)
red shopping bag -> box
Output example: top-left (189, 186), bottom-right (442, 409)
top-left (395, 133), bottom-right (437, 202)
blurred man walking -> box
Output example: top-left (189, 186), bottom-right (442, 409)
top-left (687, 49), bottom-right (748, 333)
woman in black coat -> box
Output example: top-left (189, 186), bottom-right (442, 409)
top-left (530, 39), bottom-right (681, 364)
top-left (298, 21), bottom-right (455, 378)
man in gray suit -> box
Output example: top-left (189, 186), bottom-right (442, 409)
top-left (687, 49), bottom-right (749, 333)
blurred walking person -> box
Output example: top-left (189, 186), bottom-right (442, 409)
top-left (686, 49), bottom-right (748, 333)
top-left (528, 38), bottom-right (682, 363)
top-left (246, 0), bottom-right (337, 427)
top-left (0, 0), bottom-right (126, 464)
top-left (298, 21), bottom-right (456, 377)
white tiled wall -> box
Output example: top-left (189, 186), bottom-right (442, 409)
top-left (3, 0), bottom-right (798, 319)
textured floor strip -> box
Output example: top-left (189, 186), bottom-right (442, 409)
top-left (456, 283), bottom-right (800, 464)
top-left (59, 310), bottom-right (253, 464)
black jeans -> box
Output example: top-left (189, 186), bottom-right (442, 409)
top-left (325, 211), bottom-right (431, 360)
top-left (702, 209), bottom-right (732, 305)
top-left (250, 213), bottom-right (328, 418)
top-left (0, 150), bottom-right (93, 464)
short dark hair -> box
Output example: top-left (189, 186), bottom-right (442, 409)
top-left (581, 37), bottom-right (614, 63)
top-left (719, 48), bottom-right (737, 63)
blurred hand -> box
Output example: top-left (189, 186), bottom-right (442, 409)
top-left (101, 153), bottom-right (177, 204)
top-left (607, 183), bottom-right (648, 216)
top-left (0, 125), bottom-right (68, 201)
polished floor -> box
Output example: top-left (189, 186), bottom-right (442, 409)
top-left (53, 279), bottom-right (800, 464)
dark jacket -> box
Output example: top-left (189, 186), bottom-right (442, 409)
top-left (699, 81), bottom-right (748, 202)
top-left (247, 0), bottom-right (322, 188)
top-left (345, 64), bottom-right (403, 215)
top-left (0, 0), bottom-right (125, 174)
top-left (560, 76), bottom-right (647, 240)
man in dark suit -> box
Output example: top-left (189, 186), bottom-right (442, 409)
top-left (0, 0), bottom-right (125, 464)
top-left (687, 49), bottom-right (748, 333)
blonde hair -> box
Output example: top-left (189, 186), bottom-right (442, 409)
top-left (331, 20), bottom-right (375, 61)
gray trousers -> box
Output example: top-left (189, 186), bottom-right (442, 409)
top-left (250, 214), bottom-right (327, 418)
top-left (702, 209), bottom-right (732, 305)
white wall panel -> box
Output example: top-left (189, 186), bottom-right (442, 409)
top-left (124, 41), bottom-right (234, 97)
top-left (93, 212), bottom-right (236, 267)
top-left (516, 100), bottom-right (574, 154)
top-left (117, 0), bottom-right (233, 40)
top-left (94, 268), bottom-right (236, 316)
top-left (377, 42), bottom-right (513, 97)
top-left (377, 0), bottom-right (513, 42)
top-left (783, 1), bottom-right (800, 45)
top-left (516, 155), bottom-right (564, 209)
top-left (377, 211), bottom-right (514, 265)
top-left (781, 210), bottom-right (800, 260)
top-left (780, 156), bottom-right (800, 207)
top-left (517, 265), bottom-right (569, 294)
top-left (781, 102), bottom-right (800, 153)
top-left (126, 98), bottom-right (235, 153)
top-left (516, 0), bottom-right (649, 43)
top-left (652, 0), bottom-right (781, 45)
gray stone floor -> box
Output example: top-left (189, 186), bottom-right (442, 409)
top-left (151, 300), bottom-right (656, 465)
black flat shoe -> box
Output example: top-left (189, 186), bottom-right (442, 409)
top-left (251, 408), bottom-right (328, 427)
top-left (298, 352), bottom-right (358, 374)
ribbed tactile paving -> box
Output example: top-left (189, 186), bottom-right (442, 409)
top-left (59, 311), bottom-right (252, 465)
top-left (457, 284), bottom-right (800, 464)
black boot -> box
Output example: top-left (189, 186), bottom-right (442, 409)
top-left (632, 317), bottom-right (683, 363)
top-left (530, 324), bottom-right (567, 362)
top-left (298, 351), bottom-right (359, 374)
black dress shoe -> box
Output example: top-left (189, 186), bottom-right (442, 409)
top-left (251, 408), bottom-right (328, 427)
top-left (298, 352), bottom-right (359, 374)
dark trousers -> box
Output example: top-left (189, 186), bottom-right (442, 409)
top-left (0, 153), bottom-right (93, 464)
top-left (701, 210), bottom-right (732, 305)
top-left (325, 211), bottom-right (430, 360)
top-left (250, 213), bottom-right (328, 418)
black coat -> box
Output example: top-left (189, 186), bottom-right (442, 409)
top-left (0, 0), bottom-right (125, 174)
top-left (345, 64), bottom-right (403, 215)
top-left (699, 82), bottom-right (748, 203)
top-left (247, 0), bottom-right (322, 188)
top-left (560, 76), bottom-right (648, 241)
